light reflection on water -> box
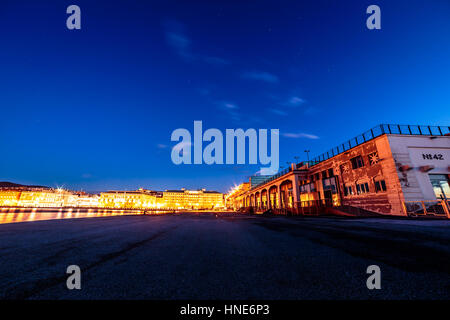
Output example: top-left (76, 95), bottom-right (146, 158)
top-left (0, 208), bottom-right (157, 224)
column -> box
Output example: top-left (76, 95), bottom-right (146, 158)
top-left (277, 185), bottom-right (282, 209)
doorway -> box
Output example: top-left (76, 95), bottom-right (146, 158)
top-left (323, 190), bottom-right (333, 206)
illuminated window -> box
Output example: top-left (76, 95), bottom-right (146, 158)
top-left (356, 182), bottom-right (370, 194)
top-left (344, 184), bottom-right (354, 196)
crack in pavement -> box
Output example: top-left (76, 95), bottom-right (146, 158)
top-left (3, 225), bottom-right (178, 299)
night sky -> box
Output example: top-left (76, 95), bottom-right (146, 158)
top-left (1, 0), bottom-right (449, 192)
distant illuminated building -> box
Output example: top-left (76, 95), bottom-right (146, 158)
top-left (163, 189), bottom-right (224, 210)
top-left (0, 187), bottom-right (98, 208)
top-left (0, 190), bottom-right (21, 206)
top-left (225, 182), bottom-right (250, 210)
top-left (75, 193), bottom-right (100, 207)
top-left (99, 189), bottom-right (163, 209)
top-left (17, 189), bottom-right (71, 207)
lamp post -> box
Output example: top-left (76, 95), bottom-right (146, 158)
top-left (304, 150), bottom-right (310, 163)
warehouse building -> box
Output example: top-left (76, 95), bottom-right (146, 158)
top-left (228, 124), bottom-right (450, 218)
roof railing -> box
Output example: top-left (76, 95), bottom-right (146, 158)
top-left (307, 124), bottom-right (449, 166)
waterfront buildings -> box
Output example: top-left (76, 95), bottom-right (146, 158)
top-left (227, 124), bottom-right (450, 218)
top-left (0, 186), bottom-right (224, 210)
top-left (17, 189), bottom-right (75, 207)
top-left (98, 188), bottom-right (224, 210)
top-left (0, 187), bottom-right (99, 208)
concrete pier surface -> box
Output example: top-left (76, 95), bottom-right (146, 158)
top-left (0, 212), bottom-right (449, 300)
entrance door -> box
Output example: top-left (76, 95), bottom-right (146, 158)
top-left (323, 190), bottom-right (333, 206)
top-left (429, 174), bottom-right (450, 200)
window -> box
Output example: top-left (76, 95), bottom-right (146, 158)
top-left (300, 183), bottom-right (316, 193)
top-left (350, 156), bottom-right (365, 169)
top-left (356, 182), bottom-right (370, 194)
top-left (344, 184), bottom-right (354, 196)
top-left (322, 170), bottom-right (328, 179)
top-left (328, 168), bottom-right (334, 177)
top-left (315, 173), bottom-right (320, 181)
top-left (375, 180), bottom-right (387, 192)
top-left (323, 177), bottom-right (337, 193)
top-left (429, 174), bottom-right (450, 200)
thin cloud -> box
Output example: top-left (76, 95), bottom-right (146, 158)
top-left (241, 71), bottom-right (279, 83)
top-left (304, 106), bottom-right (319, 115)
top-left (268, 108), bottom-right (288, 116)
top-left (166, 32), bottom-right (190, 51)
top-left (203, 56), bottom-right (231, 65)
top-left (223, 102), bottom-right (238, 109)
top-left (217, 101), bottom-right (241, 122)
top-left (157, 144), bottom-right (168, 149)
top-left (288, 96), bottom-right (305, 106)
top-left (163, 20), bottom-right (229, 65)
top-left (265, 93), bottom-right (311, 118)
top-left (282, 133), bottom-right (320, 139)
top-left (163, 20), bottom-right (193, 60)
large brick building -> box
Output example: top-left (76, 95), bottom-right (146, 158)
top-left (227, 124), bottom-right (450, 218)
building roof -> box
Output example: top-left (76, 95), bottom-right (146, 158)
top-left (164, 189), bottom-right (222, 194)
top-left (308, 124), bottom-right (450, 167)
top-left (102, 190), bottom-right (156, 195)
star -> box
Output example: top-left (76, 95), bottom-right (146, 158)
top-left (369, 152), bottom-right (379, 165)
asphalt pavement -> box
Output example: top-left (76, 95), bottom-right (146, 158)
top-left (0, 212), bottom-right (449, 299)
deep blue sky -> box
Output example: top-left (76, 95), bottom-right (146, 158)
top-left (1, 0), bottom-right (449, 193)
